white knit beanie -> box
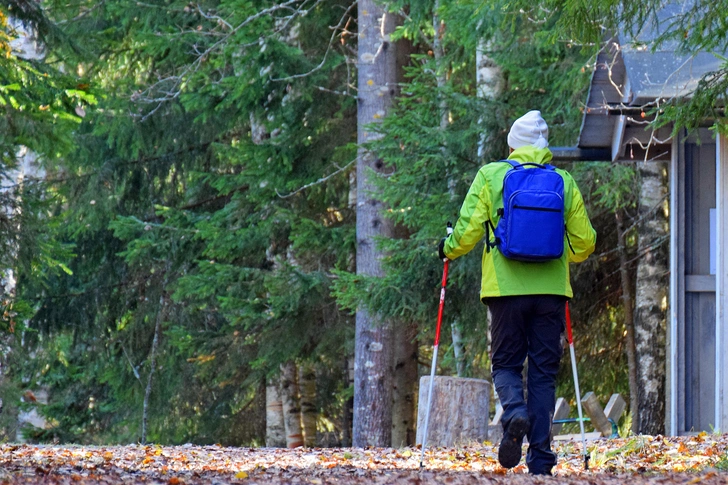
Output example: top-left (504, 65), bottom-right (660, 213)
top-left (507, 110), bottom-right (549, 150)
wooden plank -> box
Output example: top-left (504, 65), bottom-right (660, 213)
top-left (551, 397), bottom-right (571, 435)
top-left (698, 294), bottom-right (716, 430)
top-left (684, 138), bottom-right (718, 432)
top-left (677, 130), bottom-right (686, 435)
top-left (581, 392), bottom-right (611, 437)
top-left (686, 292), bottom-right (698, 428)
top-left (668, 133), bottom-right (677, 435)
top-left (686, 275), bottom-right (716, 292)
top-left (552, 431), bottom-right (602, 442)
top-left (604, 394), bottom-right (626, 432)
top-left (718, 133), bottom-right (728, 432)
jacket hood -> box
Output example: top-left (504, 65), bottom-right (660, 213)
top-left (507, 146), bottom-right (553, 165)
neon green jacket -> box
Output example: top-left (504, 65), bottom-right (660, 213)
top-left (443, 146), bottom-right (596, 299)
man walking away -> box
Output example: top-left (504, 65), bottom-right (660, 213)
top-left (438, 110), bottom-right (596, 475)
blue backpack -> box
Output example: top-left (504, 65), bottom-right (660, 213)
top-left (485, 160), bottom-right (569, 262)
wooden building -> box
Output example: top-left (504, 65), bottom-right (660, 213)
top-left (552, 4), bottom-right (728, 435)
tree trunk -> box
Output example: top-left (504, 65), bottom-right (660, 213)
top-left (451, 321), bottom-right (467, 377)
top-left (141, 294), bottom-right (166, 445)
top-left (1, 28), bottom-right (50, 434)
top-left (298, 363), bottom-right (317, 447)
top-left (475, 38), bottom-right (503, 160)
top-left (615, 210), bottom-right (639, 434)
top-left (1, 147), bottom-right (46, 437)
top-left (280, 362), bottom-right (303, 448)
top-left (392, 322), bottom-right (417, 447)
top-left (265, 381), bottom-right (286, 447)
top-left (352, 0), bottom-right (400, 447)
top-left (634, 160), bottom-right (669, 435)
top-left (341, 355), bottom-right (354, 447)
top-left (416, 376), bottom-right (490, 446)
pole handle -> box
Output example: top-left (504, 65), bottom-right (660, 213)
top-left (434, 260), bottom-right (449, 347)
top-left (565, 301), bottom-right (574, 345)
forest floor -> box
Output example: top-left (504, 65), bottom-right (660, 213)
top-left (0, 434), bottom-right (726, 484)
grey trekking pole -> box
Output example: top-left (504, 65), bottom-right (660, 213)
top-left (566, 302), bottom-right (589, 470)
top-left (419, 222), bottom-right (453, 469)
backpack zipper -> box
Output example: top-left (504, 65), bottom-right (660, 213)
top-left (513, 205), bottom-right (561, 212)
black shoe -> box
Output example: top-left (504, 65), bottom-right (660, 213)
top-left (498, 415), bottom-right (529, 469)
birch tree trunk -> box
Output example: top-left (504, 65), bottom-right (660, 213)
top-left (298, 363), bottom-right (317, 447)
top-left (475, 38), bottom-right (503, 159)
top-left (391, 322), bottom-right (417, 447)
top-left (352, 0), bottom-right (400, 447)
top-left (265, 381), bottom-right (286, 447)
top-left (451, 323), bottom-right (467, 377)
top-left (280, 362), bottom-right (303, 448)
top-left (634, 160), bottom-right (669, 435)
top-left (616, 211), bottom-right (639, 434)
top-left (474, 22), bottom-right (502, 392)
top-left (2, 20), bottom-right (47, 420)
top-left (2, 150), bottom-right (47, 439)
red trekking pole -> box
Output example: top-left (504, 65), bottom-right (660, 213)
top-left (420, 222), bottom-right (453, 469)
top-left (566, 301), bottom-right (589, 470)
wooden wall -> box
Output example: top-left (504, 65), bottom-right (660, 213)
top-left (672, 129), bottom-right (718, 434)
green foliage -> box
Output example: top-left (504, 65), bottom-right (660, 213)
top-left (4, 0), bottom-right (679, 446)
top-left (10, 0), bottom-right (357, 445)
top-left (0, 6), bottom-right (95, 165)
top-left (334, 0), bottom-right (592, 382)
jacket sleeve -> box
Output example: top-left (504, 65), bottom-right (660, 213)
top-left (565, 175), bottom-right (597, 263)
top-left (443, 169), bottom-right (490, 260)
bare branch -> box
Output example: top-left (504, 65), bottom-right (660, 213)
top-left (196, 4), bottom-right (233, 30)
top-left (122, 345), bottom-right (144, 384)
top-left (316, 85), bottom-right (356, 97)
top-left (54, 0), bottom-right (106, 25)
top-left (270, 0), bottom-right (358, 82)
top-left (275, 158), bottom-right (355, 198)
top-left (134, 0), bottom-right (316, 120)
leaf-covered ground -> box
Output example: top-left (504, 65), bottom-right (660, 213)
top-left (0, 434), bottom-right (726, 484)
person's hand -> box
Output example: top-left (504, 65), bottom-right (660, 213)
top-left (438, 237), bottom-right (448, 260)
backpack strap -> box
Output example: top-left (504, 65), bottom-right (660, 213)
top-left (516, 162), bottom-right (552, 169)
top-left (495, 159), bottom-right (554, 170)
top-left (494, 159), bottom-right (519, 168)
top-left (485, 160), bottom-right (521, 252)
top-left (485, 218), bottom-right (499, 253)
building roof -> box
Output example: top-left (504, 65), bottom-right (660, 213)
top-left (553, 3), bottom-right (724, 161)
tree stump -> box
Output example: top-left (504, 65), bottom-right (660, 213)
top-left (416, 376), bottom-right (490, 447)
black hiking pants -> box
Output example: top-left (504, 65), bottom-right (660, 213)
top-left (487, 294), bottom-right (566, 474)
